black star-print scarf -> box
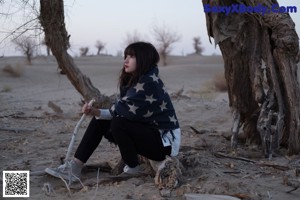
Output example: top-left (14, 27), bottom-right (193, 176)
top-left (110, 67), bottom-right (179, 130)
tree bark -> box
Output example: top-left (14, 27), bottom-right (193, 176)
top-left (39, 0), bottom-right (113, 108)
top-left (202, 0), bottom-right (300, 155)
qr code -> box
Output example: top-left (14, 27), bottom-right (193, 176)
top-left (3, 170), bottom-right (30, 197)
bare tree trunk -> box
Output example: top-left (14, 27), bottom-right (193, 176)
top-left (26, 53), bottom-right (32, 65)
top-left (39, 0), bottom-right (113, 108)
top-left (46, 46), bottom-right (51, 56)
top-left (202, 0), bottom-right (300, 155)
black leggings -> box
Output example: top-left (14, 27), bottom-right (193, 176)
top-left (74, 117), bottom-right (171, 167)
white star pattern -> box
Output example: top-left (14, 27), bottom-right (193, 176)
top-left (150, 73), bottom-right (159, 83)
top-left (162, 85), bottom-right (167, 93)
top-left (122, 96), bottom-right (129, 101)
top-left (114, 68), bottom-right (179, 129)
top-left (145, 94), bottom-right (157, 104)
top-left (134, 83), bottom-right (144, 93)
top-left (160, 101), bottom-right (167, 111)
top-left (128, 104), bottom-right (139, 114)
top-left (110, 104), bottom-right (115, 112)
top-left (143, 110), bottom-right (153, 118)
top-left (169, 115), bottom-right (177, 125)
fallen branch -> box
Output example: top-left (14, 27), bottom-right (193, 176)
top-left (286, 185), bottom-right (300, 193)
top-left (286, 179), bottom-right (300, 193)
top-left (190, 126), bottom-right (202, 134)
top-left (0, 127), bottom-right (36, 133)
top-left (0, 112), bottom-right (25, 118)
top-left (214, 152), bottom-right (257, 163)
top-left (257, 162), bottom-right (290, 171)
top-left (214, 152), bottom-right (291, 171)
top-left (0, 112), bottom-right (47, 119)
top-left (190, 126), bottom-right (217, 135)
top-left (48, 101), bottom-right (63, 114)
top-left (0, 136), bottom-right (22, 141)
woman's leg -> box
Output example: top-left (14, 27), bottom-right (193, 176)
top-left (111, 117), bottom-right (171, 168)
top-left (45, 117), bottom-right (113, 182)
top-left (74, 117), bottom-right (112, 163)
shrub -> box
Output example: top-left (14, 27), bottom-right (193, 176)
top-left (2, 64), bottom-right (23, 77)
top-left (213, 72), bottom-right (227, 92)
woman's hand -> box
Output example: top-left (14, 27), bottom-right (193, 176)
top-left (82, 103), bottom-right (100, 117)
top-left (82, 103), bottom-right (91, 114)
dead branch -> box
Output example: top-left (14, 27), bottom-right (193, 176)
top-left (0, 112), bottom-right (49, 119)
top-left (286, 185), bottom-right (300, 193)
top-left (214, 152), bottom-right (291, 171)
top-left (285, 179), bottom-right (300, 193)
top-left (190, 126), bottom-right (202, 134)
top-left (214, 152), bottom-right (257, 163)
top-left (48, 101), bottom-right (63, 114)
top-left (170, 87), bottom-right (190, 100)
top-left (0, 127), bottom-right (36, 133)
top-left (190, 126), bottom-right (216, 135)
top-left (257, 162), bottom-right (290, 171)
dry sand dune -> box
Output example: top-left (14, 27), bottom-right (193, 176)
top-left (0, 55), bottom-right (300, 199)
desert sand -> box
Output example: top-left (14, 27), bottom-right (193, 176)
top-left (0, 55), bottom-right (300, 200)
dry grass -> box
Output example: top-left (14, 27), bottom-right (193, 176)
top-left (1, 85), bottom-right (12, 92)
top-left (186, 72), bottom-right (227, 100)
top-left (186, 81), bottom-right (216, 100)
top-left (2, 63), bottom-right (24, 77)
top-left (213, 72), bottom-right (227, 92)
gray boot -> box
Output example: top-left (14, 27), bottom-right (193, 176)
top-left (45, 160), bottom-right (83, 183)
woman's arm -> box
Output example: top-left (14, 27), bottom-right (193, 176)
top-left (95, 109), bottom-right (113, 120)
top-left (82, 103), bottom-right (112, 120)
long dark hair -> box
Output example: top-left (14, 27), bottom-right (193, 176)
top-left (119, 41), bottom-right (160, 88)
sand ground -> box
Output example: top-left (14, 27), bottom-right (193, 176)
top-left (0, 55), bottom-right (300, 200)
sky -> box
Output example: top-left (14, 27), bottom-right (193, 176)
top-left (0, 0), bottom-right (299, 56)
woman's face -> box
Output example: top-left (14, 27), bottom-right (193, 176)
top-left (124, 55), bottom-right (136, 73)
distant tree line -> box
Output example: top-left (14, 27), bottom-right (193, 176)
top-left (11, 29), bottom-right (203, 66)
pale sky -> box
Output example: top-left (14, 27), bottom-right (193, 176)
top-left (0, 0), bottom-right (299, 56)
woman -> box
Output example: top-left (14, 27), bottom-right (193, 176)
top-left (45, 42), bottom-right (181, 182)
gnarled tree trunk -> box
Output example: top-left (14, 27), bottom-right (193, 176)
top-left (39, 0), bottom-right (113, 108)
top-left (202, 0), bottom-right (300, 156)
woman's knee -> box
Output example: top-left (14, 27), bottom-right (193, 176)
top-left (110, 117), bottom-right (128, 138)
